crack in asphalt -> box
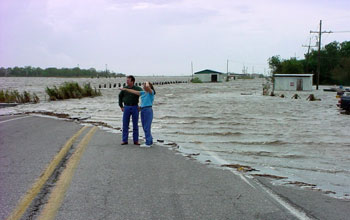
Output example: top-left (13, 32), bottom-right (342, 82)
top-left (21, 143), bottom-right (78, 220)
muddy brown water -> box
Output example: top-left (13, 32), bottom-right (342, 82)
top-left (1, 77), bottom-right (349, 199)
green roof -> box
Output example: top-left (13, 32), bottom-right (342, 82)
top-left (194, 69), bottom-right (224, 74)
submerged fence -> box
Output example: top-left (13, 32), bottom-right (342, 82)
top-left (97, 80), bottom-right (189, 89)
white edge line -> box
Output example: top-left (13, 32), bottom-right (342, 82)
top-left (253, 179), bottom-right (313, 220)
top-left (199, 144), bottom-right (313, 220)
top-left (0, 116), bottom-right (32, 124)
top-left (201, 146), bottom-right (256, 189)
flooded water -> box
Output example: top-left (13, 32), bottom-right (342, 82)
top-left (1, 77), bottom-right (350, 199)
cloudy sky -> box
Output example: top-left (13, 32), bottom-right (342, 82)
top-left (1, 0), bottom-right (349, 75)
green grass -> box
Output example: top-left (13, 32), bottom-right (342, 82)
top-left (0, 89), bottom-right (40, 103)
top-left (190, 77), bottom-right (203, 83)
top-left (45, 82), bottom-right (101, 101)
top-left (238, 75), bottom-right (254, 79)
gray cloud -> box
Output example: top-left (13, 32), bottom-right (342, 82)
top-left (1, 0), bottom-right (349, 75)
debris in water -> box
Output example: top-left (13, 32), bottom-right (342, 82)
top-left (25, 111), bottom-right (120, 130)
top-left (287, 181), bottom-right (316, 187)
top-left (241, 92), bottom-right (253, 95)
top-left (185, 153), bottom-right (200, 159)
top-left (221, 164), bottom-right (258, 172)
top-left (291, 94), bottom-right (300, 99)
top-left (252, 174), bottom-right (287, 180)
top-left (26, 111), bottom-right (70, 119)
top-left (165, 142), bottom-right (177, 146)
top-left (70, 116), bottom-right (91, 121)
top-left (307, 94), bottom-right (321, 101)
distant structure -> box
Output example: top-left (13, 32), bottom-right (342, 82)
top-left (228, 73), bottom-right (263, 80)
top-left (274, 74), bottom-right (313, 91)
top-left (194, 69), bottom-right (225, 82)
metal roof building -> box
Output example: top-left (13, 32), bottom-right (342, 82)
top-left (274, 74), bottom-right (313, 91)
top-left (194, 69), bottom-right (225, 82)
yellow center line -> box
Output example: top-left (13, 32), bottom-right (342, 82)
top-left (6, 125), bottom-right (88, 220)
top-left (38, 126), bottom-right (98, 220)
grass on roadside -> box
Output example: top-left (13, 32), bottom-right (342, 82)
top-left (0, 89), bottom-right (40, 103)
top-left (190, 77), bottom-right (203, 83)
top-left (45, 82), bottom-right (101, 101)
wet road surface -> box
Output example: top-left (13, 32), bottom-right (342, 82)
top-left (1, 115), bottom-right (349, 220)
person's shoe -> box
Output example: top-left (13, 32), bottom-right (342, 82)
top-left (140, 144), bottom-right (151, 148)
top-left (121, 142), bottom-right (128, 145)
top-left (134, 142), bottom-right (140, 145)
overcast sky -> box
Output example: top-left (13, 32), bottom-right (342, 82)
top-left (1, 0), bottom-right (349, 75)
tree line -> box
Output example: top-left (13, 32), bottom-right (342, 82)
top-left (0, 66), bottom-right (126, 78)
top-left (268, 41), bottom-right (350, 86)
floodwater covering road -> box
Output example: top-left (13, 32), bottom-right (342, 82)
top-left (1, 77), bottom-right (350, 199)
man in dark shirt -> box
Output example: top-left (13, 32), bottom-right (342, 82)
top-left (119, 75), bottom-right (143, 145)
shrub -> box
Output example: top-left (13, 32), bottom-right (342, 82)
top-left (0, 89), bottom-right (40, 103)
top-left (191, 77), bottom-right (202, 83)
top-left (45, 82), bottom-right (101, 101)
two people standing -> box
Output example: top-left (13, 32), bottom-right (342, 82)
top-left (118, 75), bottom-right (155, 148)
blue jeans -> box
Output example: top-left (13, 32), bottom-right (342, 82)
top-left (122, 106), bottom-right (139, 143)
top-left (141, 107), bottom-right (153, 145)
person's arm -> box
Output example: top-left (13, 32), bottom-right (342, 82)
top-left (118, 90), bottom-right (124, 111)
top-left (144, 82), bottom-right (153, 93)
top-left (119, 87), bottom-right (141, 96)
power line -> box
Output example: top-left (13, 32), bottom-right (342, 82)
top-left (331, 31), bottom-right (350, 33)
top-left (310, 20), bottom-right (332, 90)
top-left (309, 22), bottom-right (350, 90)
top-left (302, 37), bottom-right (318, 73)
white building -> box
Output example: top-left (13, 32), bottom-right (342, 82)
top-left (274, 74), bottom-right (313, 91)
top-left (194, 69), bottom-right (225, 82)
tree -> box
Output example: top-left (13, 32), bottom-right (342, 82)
top-left (332, 57), bottom-right (350, 85)
top-left (0, 67), bottom-right (6, 77)
top-left (340, 41), bottom-right (350, 57)
top-left (268, 40), bottom-right (350, 86)
top-left (0, 66), bottom-right (119, 78)
top-left (268, 55), bottom-right (282, 74)
top-left (281, 58), bottom-right (304, 74)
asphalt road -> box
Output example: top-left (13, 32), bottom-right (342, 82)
top-left (1, 115), bottom-right (349, 220)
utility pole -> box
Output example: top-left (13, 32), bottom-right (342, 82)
top-left (302, 37), bottom-right (318, 73)
top-left (226, 59), bottom-right (229, 81)
top-left (191, 61), bottom-right (193, 80)
top-left (310, 20), bottom-right (332, 90)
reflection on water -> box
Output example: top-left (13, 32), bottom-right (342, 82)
top-left (1, 77), bottom-right (350, 198)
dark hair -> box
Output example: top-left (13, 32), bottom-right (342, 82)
top-left (127, 75), bottom-right (135, 83)
top-left (149, 82), bottom-right (156, 95)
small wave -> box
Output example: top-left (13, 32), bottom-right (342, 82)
top-left (160, 120), bottom-right (197, 125)
top-left (211, 140), bottom-right (288, 146)
top-left (220, 122), bottom-right (243, 126)
top-left (158, 116), bottom-right (219, 121)
top-left (171, 131), bottom-right (243, 136)
top-left (278, 165), bottom-right (350, 174)
top-left (233, 151), bottom-right (305, 159)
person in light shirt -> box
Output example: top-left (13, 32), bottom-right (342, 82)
top-left (120, 81), bottom-right (155, 148)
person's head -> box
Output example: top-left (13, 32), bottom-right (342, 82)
top-left (144, 81), bottom-right (156, 94)
top-left (126, 75), bottom-right (135, 87)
